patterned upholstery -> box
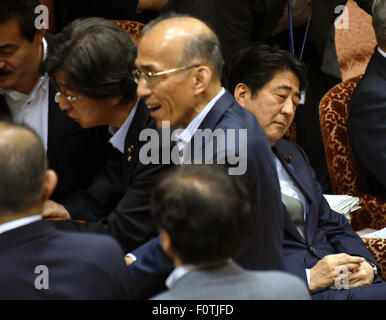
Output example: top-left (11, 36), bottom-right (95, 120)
top-left (361, 237), bottom-right (386, 281)
top-left (319, 76), bottom-right (386, 231)
top-left (335, 0), bottom-right (377, 81)
top-left (111, 20), bottom-right (144, 45)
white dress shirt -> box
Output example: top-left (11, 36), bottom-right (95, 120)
top-left (377, 46), bottom-right (386, 59)
top-left (0, 215), bottom-right (42, 234)
top-left (0, 38), bottom-right (49, 150)
top-left (175, 87), bottom-right (225, 164)
top-left (108, 98), bottom-right (139, 153)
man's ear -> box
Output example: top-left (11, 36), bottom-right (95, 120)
top-left (192, 65), bottom-right (212, 94)
top-left (160, 229), bottom-right (176, 258)
top-left (42, 169), bottom-right (58, 201)
top-left (234, 83), bottom-right (252, 107)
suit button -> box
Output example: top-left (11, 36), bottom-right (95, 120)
top-left (128, 145), bottom-right (134, 153)
top-left (310, 246), bottom-right (316, 253)
top-left (128, 156), bottom-right (132, 162)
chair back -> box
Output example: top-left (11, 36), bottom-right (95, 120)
top-left (319, 76), bottom-right (386, 230)
top-left (111, 20), bottom-right (144, 45)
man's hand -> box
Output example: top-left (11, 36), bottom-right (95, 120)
top-left (309, 253), bottom-right (364, 291)
top-left (42, 200), bottom-right (71, 220)
top-left (348, 261), bottom-right (375, 288)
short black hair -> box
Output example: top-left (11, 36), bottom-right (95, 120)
top-left (41, 17), bottom-right (137, 104)
top-left (151, 165), bottom-right (251, 265)
top-left (227, 44), bottom-right (308, 97)
top-left (0, 0), bottom-right (39, 42)
top-left (0, 121), bottom-right (47, 213)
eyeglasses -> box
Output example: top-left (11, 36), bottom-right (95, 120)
top-left (132, 64), bottom-right (199, 87)
top-left (54, 91), bottom-right (83, 104)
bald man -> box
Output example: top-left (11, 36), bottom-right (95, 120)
top-left (0, 122), bottom-right (133, 299)
top-left (127, 14), bottom-right (286, 298)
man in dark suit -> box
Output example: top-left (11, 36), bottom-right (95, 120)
top-left (348, 0), bottom-right (386, 195)
top-left (0, 0), bottom-right (111, 203)
top-left (125, 14), bottom-right (285, 299)
top-left (160, 0), bottom-right (373, 195)
top-left (41, 18), bottom-right (172, 253)
top-left (0, 122), bottom-right (132, 299)
top-left (228, 43), bottom-right (386, 299)
top-left (150, 165), bottom-right (310, 300)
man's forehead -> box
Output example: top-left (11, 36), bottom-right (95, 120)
top-left (136, 35), bottom-right (183, 69)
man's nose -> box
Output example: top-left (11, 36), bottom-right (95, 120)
top-left (57, 95), bottom-right (72, 111)
top-left (136, 77), bottom-right (152, 98)
top-left (281, 97), bottom-right (296, 116)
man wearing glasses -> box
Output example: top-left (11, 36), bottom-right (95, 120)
top-left (41, 17), bottom-right (173, 253)
top-left (0, 0), bottom-right (112, 203)
top-left (125, 14), bottom-right (286, 299)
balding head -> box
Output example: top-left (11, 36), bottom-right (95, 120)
top-left (135, 14), bottom-right (224, 128)
top-left (0, 122), bottom-right (55, 216)
top-left (142, 14), bottom-right (224, 81)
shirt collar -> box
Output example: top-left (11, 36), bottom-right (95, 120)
top-left (0, 215), bottom-right (42, 234)
top-left (165, 258), bottom-right (233, 289)
top-left (165, 264), bottom-right (198, 289)
top-left (109, 98), bottom-right (139, 153)
top-left (0, 38), bottom-right (49, 102)
top-left (175, 87), bottom-right (225, 144)
top-left (377, 46), bottom-right (386, 59)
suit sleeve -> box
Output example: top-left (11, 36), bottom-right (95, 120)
top-left (126, 237), bottom-right (174, 299)
top-left (54, 155), bottom-right (169, 252)
top-left (294, 144), bottom-right (378, 267)
top-left (348, 77), bottom-right (386, 193)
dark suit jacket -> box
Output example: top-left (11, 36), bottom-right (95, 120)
top-left (273, 139), bottom-right (382, 297)
top-left (348, 49), bottom-right (386, 195)
top-left (0, 36), bottom-right (112, 203)
top-left (52, 100), bottom-right (173, 252)
top-left (126, 90), bottom-right (285, 299)
top-left (0, 220), bottom-right (133, 299)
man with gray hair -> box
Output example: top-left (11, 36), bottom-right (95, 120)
top-left (0, 122), bottom-right (133, 299)
top-left (348, 0), bottom-right (386, 195)
top-left (126, 14), bottom-right (286, 299)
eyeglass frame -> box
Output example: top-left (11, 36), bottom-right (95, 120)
top-left (132, 64), bottom-right (199, 86)
top-left (54, 91), bottom-right (83, 104)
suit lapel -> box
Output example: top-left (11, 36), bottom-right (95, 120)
top-left (122, 99), bottom-right (152, 185)
top-left (181, 90), bottom-right (235, 164)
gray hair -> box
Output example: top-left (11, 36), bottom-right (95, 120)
top-left (143, 13), bottom-right (224, 80)
top-left (372, 0), bottom-right (386, 46)
top-left (0, 122), bottom-right (47, 214)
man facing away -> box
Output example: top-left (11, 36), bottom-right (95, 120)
top-left (150, 165), bottom-right (310, 300)
top-left (0, 122), bottom-right (133, 299)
